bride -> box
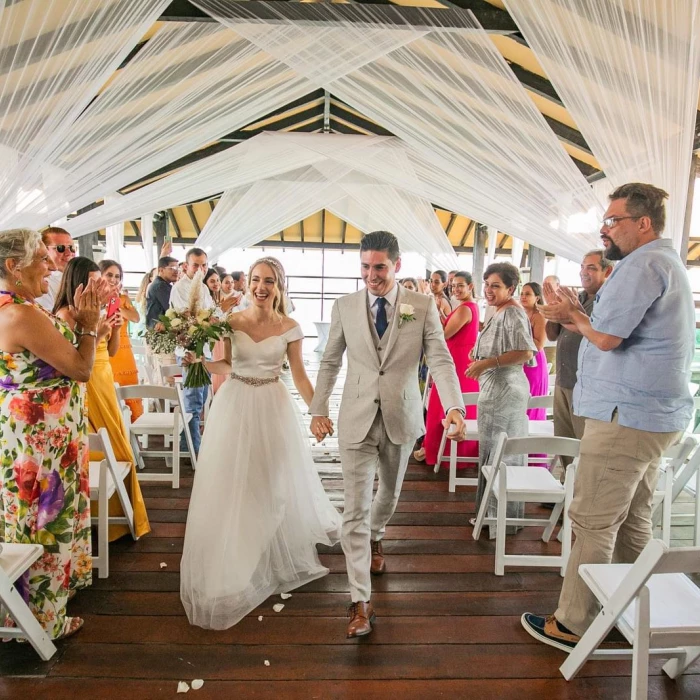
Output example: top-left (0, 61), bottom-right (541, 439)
top-left (180, 257), bottom-right (341, 629)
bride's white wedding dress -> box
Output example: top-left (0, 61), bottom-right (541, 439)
top-left (180, 326), bottom-right (342, 630)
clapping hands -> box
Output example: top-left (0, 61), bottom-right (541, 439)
top-left (538, 285), bottom-right (585, 324)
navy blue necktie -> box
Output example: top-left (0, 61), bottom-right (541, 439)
top-left (375, 297), bottom-right (388, 339)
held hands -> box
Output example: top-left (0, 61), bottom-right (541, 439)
top-left (310, 415), bottom-right (334, 443)
top-left (442, 408), bottom-right (465, 441)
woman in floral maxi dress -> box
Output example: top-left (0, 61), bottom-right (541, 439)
top-left (0, 228), bottom-right (103, 640)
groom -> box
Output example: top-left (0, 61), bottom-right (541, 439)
top-left (310, 231), bottom-right (465, 638)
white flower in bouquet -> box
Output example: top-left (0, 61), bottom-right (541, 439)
top-left (170, 317), bottom-right (183, 328)
top-left (196, 308), bottom-right (210, 322)
top-left (187, 325), bottom-right (198, 336)
top-left (165, 308), bottom-right (177, 319)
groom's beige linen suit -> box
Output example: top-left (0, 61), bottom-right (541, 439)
top-left (310, 284), bottom-right (463, 602)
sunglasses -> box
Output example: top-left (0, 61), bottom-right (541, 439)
top-left (47, 244), bottom-right (76, 254)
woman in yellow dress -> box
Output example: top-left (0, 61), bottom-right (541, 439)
top-left (54, 258), bottom-right (150, 541)
top-left (100, 260), bottom-right (143, 421)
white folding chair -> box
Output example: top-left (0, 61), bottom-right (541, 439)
top-left (548, 375), bottom-right (557, 395)
top-left (0, 544), bottom-right (57, 660)
top-left (116, 385), bottom-right (190, 488)
top-left (473, 432), bottom-right (580, 575)
top-left (88, 428), bottom-right (137, 578)
top-left (422, 369), bottom-right (432, 411)
top-left (650, 436), bottom-right (698, 545)
top-left (433, 392), bottom-right (479, 493)
top-left (560, 539), bottom-right (700, 700)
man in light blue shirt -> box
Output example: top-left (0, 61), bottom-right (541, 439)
top-left (523, 182), bottom-right (694, 651)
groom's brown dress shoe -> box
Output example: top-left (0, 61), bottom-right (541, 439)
top-left (370, 540), bottom-right (386, 576)
top-left (347, 601), bottom-right (375, 638)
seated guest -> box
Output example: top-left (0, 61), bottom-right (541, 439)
top-left (420, 271), bottom-right (480, 467)
top-left (524, 183), bottom-right (693, 649)
top-left (520, 282), bottom-right (549, 420)
top-left (99, 260), bottom-right (143, 421)
top-left (146, 256), bottom-right (178, 328)
top-left (467, 262), bottom-right (535, 536)
top-left (54, 259), bottom-right (150, 542)
top-left (0, 229), bottom-right (103, 639)
top-left (35, 226), bottom-right (77, 311)
top-left (429, 270), bottom-right (452, 321)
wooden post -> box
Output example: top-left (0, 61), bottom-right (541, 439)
top-left (78, 232), bottom-right (98, 261)
top-left (472, 224), bottom-right (487, 294)
top-left (680, 153), bottom-right (698, 265)
top-left (528, 245), bottom-right (545, 283)
top-left (154, 211), bottom-right (167, 258)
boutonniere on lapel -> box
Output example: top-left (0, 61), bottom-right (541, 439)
top-left (398, 304), bottom-right (416, 327)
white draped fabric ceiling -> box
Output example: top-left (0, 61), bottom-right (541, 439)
top-left (2, 0), bottom-right (699, 260)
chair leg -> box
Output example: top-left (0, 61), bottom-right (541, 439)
top-left (542, 501), bottom-right (563, 543)
top-left (172, 416), bottom-right (180, 490)
top-left (98, 464), bottom-right (109, 579)
top-left (434, 430), bottom-right (446, 475)
top-left (662, 646), bottom-right (700, 679)
top-left (183, 415), bottom-right (197, 470)
top-left (448, 438), bottom-right (457, 492)
top-left (661, 466), bottom-right (674, 546)
top-left (559, 465), bottom-right (574, 574)
top-left (631, 586), bottom-right (650, 700)
top-left (695, 470), bottom-right (700, 547)
top-left (130, 432), bottom-right (146, 471)
top-left (494, 494), bottom-right (506, 576)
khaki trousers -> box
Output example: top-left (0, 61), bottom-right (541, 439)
top-left (555, 412), bottom-right (680, 636)
top-left (339, 411), bottom-right (413, 603)
top-left (553, 385), bottom-right (587, 442)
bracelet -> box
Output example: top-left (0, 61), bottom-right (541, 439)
top-left (75, 329), bottom-right (97, 338)
top-left (495, 356), bottom-right (500, 368)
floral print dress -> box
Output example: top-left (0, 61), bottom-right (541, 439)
top-left (0, 292), bottom-right (91, 638)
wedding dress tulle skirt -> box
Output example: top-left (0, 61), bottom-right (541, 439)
top-left (180, 377), bottom-right (342, 630)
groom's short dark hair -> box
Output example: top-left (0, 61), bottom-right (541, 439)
top-left (360, 231), bottom-right (400, 262)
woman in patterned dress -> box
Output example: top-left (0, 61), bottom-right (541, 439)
top-left (0, 228), bottom-right (104, 640)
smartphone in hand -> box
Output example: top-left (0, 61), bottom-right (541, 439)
top-left (106, 295), bottom-right (121, 319)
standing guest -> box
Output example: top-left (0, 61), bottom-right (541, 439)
top-left (429, 270), bottom-right (452, 321)
top-left (420, 271), bottom-right (480, 467)
top-left (400, 278), bottom-right (418, 292)
top-left (524, 183), bottom-right (694, 650)
top-left (170, 248), bottom-right (215, 456)
top-left (54, 259), bottom-right (150, 542)
top-left (146, 257), bottom-right (178, 328)
top-left (133, 269), bottom-right (155, 338)
top-left (178, 261), bottom-right (187, 280)
top-left (35, 227), bottom-right (76, 311)
top-left (203, 268), bottom-right (238, 393)
top-left (0, 229), bottom-right (103, 639)
top-left (520, 282), bottom-right (549, 420)
top-left (545, 252), bottom-right (612, 447)
top-left (204, 268), bottom-right (222, 306)
top-left (447, 270), bottom-right (461, 310)
top-left (467, 262), bottom-right (535, 535)
top-left (99, 260), bottom-right (143, 421)
top-left (230, 270), bottom-right (250, 312)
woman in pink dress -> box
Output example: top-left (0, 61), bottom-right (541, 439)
top-left (420, 271), bottom-right (480, 468)
top-left (520, 282), bottom-right (549, 420)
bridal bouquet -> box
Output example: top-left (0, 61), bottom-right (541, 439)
top-left (155, 272), bottom-right (232, 388)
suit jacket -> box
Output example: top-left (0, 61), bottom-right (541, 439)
top-left (309, 285), bottom-right (464, 445)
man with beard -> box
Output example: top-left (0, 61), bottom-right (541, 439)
top-left (522, 182), bottom-right (695, 651)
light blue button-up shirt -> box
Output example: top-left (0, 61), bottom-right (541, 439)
top-left (574, 238), bottom-right (694, 432)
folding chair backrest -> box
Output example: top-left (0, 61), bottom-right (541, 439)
top-left (88, 432), bottom-right (104, 453)
top-left (462, 391), bottom-right (479, 408)
top-left (160, 364), bottom-right (182, 381)
top-left (654, 544), bottom-right (700, 575)
top-left (663, 435), bottom-right (697, 466)
top-left (116, 384), bottom-right (178, 402)
top-left (527, 395), bottom-right (554, 411)
top-left (503, 435), bottom-right (580, 460)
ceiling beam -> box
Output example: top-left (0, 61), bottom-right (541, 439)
top-left (167, 209), bottom-right (181, 238)
top-left (445, 212), bottom-right (458, 236)
top-left (186, 204), bottom-right (201, 235)
top-left (341, 220), bottom-right (348, 245)
top-left (459, 220), bottom-right (476, 247)
top-left (299, 218), bottom-right (305, 244)
top-left (129, 220), bottom-right (140, 238)
top-left (160, 0), bottom-right (519, 32)
top-left (321, 209), bottom-right (326, 244)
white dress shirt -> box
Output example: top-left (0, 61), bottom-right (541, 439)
top-left (169, 275), bottom-right (215, 311)
top-left (367, 282), bottom-right (399, 326)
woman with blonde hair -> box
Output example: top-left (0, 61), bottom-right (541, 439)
top-left (181, 256), bottom-right (341, 630)
top-left (0, 229), bottom-right (104, 639)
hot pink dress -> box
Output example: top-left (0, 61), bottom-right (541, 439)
top-left (424, 301), bottom-right (479, 468)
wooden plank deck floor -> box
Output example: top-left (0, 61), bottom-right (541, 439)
top-left (1, 353), bottom-right (699, 699)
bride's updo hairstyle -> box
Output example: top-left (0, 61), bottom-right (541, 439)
top-left (248, 256), bottom-right (288, 317)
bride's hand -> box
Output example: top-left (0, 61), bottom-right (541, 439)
top-left (181, 351), bottom-right (196, 367)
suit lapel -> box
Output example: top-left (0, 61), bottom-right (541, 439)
top-left (358, 289), bottom-right (380, 364)
top-left (380, 284), bottom-right (403, 367)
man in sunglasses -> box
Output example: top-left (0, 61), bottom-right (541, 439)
top-left (35, 226), bottom-right (77, 311)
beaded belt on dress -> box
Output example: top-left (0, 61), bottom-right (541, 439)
top-left (230, 372), bottom-right (279, 387)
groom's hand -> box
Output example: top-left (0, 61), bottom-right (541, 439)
top-left (310, 415), bottom-right (334, 443)
top-left (442, 409), bottom-right (465, 441)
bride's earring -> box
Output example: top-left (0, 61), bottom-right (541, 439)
top-left (15, 275), bottom-right (22, 287)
